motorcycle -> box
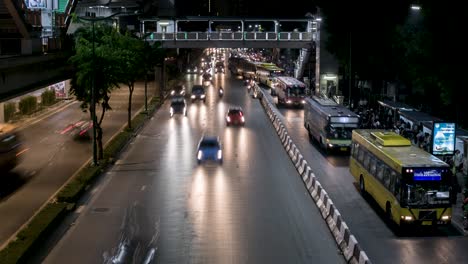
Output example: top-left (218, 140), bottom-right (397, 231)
top-left (218, 87), bottom-right (224, 97)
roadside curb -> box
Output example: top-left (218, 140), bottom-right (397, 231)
top-left (257, 89), bottom-right (372, 264)
top-left (13, 99), bottom-right (78, 132)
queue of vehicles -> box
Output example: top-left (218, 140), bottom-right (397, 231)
top-left (229, 48), bottom-right (459, 229)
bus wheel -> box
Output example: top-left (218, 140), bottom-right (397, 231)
top-left (359, 176), bottom-right (366, 194)
top-left (386, 202), bottom-right (392, 222)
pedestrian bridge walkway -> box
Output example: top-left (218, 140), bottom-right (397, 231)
top-left (141, 17), bottom-right (318, 49)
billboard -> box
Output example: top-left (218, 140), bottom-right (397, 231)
top-left (432, 122), bottom-right (456, 156)
top-left (25, 0), bottom-right (46, 9)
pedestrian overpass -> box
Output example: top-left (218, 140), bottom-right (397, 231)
top-left (140, 18), bottom-right (318, 49)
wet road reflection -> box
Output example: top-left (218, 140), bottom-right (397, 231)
top-left (42, 52), bottom-right (345, 264)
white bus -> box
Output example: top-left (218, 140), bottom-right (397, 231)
top-left (274, 76), bottom-right (307, 107)
top-left (304, 96), bottom-right (360, 153)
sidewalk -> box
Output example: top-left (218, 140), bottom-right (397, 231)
top-left (452, 171), bottom-right (468, 234)
top-left (9, 99), bottom-right (77, 132)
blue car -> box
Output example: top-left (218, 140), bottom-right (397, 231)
top-left (197, 136), bottom-right (223, 164)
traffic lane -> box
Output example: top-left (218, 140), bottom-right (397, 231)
top-left (43, 73), bottom-right (344, 263)
top-left (269, 94), bottom-right (468, 263)
top-left (0, 83), bottom-right (153, 247)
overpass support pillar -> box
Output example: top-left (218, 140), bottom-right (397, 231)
top-left (21, 38), bottom-right (42, 55)
top-left (0, 102), bottom-right (4, 123)
top-left (155, 66), bottom-right (163, 99)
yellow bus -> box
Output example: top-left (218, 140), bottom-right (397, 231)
top-left (350, 129), bottom-right (452, 226)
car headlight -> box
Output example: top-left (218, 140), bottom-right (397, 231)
top-left (183, 107), bottom-right (186, 115)
top-left (191, 95), bottom-right (196, 99)
top-left (226, 116), bottom-right (231, 122)
top-left (301, 100), bottom-right (306, 104)
top-left (401, 216), bottom-right (413, 221)
top-left (217, 150), bottom-right (222, 159)
top-left (241, 116), bottom-right (245, 122)
top-left (286, 100), bottom-right (292, 104)
top-left (210, 77), bottom-right (212, 80)
top-left (171, 90), bottom-right (175, 95)
top-left (201, 94), bottom-right (206, 98)
top-left (170, 107), bottom-right (173, 114)
top-left (441, 215), bottom-right (450, 220)
top-left (197, 150), bottom-right (203, 160)
top-left (328, 143), bottom-right (333, 148)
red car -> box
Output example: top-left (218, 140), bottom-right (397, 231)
top-left (226, 107), bottom-right (245, 126)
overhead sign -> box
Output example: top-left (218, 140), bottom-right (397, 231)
top-left (25, 0), bottom-right (46, 8)
top-left (432, 122), bottom-right (456, 156)
top-left (413, 168), bottom-right (442, 181)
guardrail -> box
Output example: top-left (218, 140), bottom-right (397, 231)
top-left (147, 31), bottom-right (313, 41)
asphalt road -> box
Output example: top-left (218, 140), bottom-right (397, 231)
top-left (0, 82), bottom-right (153, 247)
top-left (261, 87), bottom-right (468, 264)
top-left (41, 66), bottom-right (345, 263)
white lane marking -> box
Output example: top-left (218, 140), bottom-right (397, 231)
top-left (91, 187), bottom-right (99, 195)
top-left (141, 185), bottom-right (146, 191)
top-left (76, 205), bottom-right (85, 214)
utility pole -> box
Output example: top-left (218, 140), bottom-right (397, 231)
top-left (348, 31), bottom-right (352, 108)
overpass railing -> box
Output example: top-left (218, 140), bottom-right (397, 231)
top-left (148, 31), bottom-right (313, 41)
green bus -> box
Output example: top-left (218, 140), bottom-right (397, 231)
top-left (304, 96), bottom-right (359, 153)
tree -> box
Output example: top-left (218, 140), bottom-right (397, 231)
top-left (69, 24), bottom-right (121, 160)
top-left (318, 0), bottom-right (411, 99)
top-left (115, 33), bottom-right (145, 130)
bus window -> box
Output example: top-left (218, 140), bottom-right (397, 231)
top-left (370, 157), bottom-right (377, 175)
top-left (363, 152), bottom-right (370, 170)
top-left (384, 166), bottom-right (396, 192)
top-left (383, 167), bottom-right (391, 188)
top-left (376, 162), bottom-right (384, 181)
top-left (287, 87), bottom-right (305, 97)
top-left (358, 147), bottom-right (365, 163)
top-left (326, 126), bottom-right (339, 139)
top-left (394, 177), bottom-right (401, 200)
top-left (389, 170), bottom-right (397, 192)
top-left (351, 143), bottom-right (359, 157)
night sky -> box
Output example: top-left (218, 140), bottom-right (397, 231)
top-left (175, 0), bottom-right (317, 18)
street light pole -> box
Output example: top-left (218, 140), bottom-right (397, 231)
top-left (348, 31), bottom-right (352, 108)
top-left (91, 20), bottom-right (98, 165)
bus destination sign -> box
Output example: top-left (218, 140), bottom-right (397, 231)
top-left (413, 168), bottom-right (442, 181)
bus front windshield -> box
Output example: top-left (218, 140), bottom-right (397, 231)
top-left (402, 182), bottom-right (450, 207)
top-left (325, 124), bottom-right (355, 140)
top-left (287, 86), bottom-right (305, 97)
